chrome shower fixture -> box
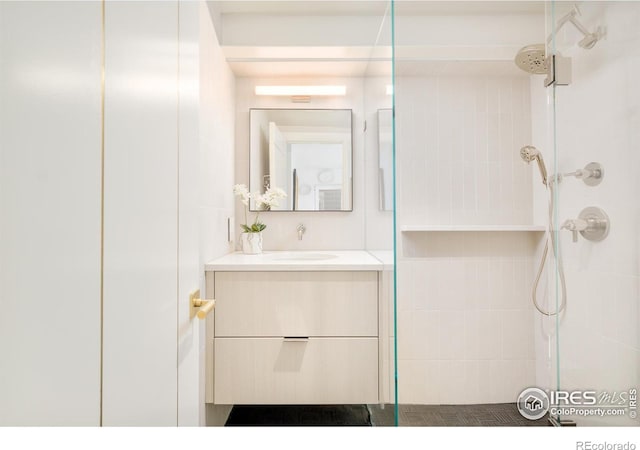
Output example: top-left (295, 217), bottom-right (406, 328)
top-left (548, 5), bottom-right (605, 50)
top-left (558, 162), bottom-right (604, 186)
top-left (561, 207), bottom-right (610, 243)
top-left (519, 145), bottom-right (548, 186)
top-left (515, 4), bottom-right (603, 85)
top-left (514, 44), bottom-right (547, 74)
top-left (520, 144), bottom-right (567, 316)
top-left (514, 45), bottom-right (571, 86)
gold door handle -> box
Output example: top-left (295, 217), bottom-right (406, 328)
top-left (190, 289), bottom-right (215, 320)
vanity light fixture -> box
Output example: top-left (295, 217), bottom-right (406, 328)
top-left (254, 85), bottom-right (347, 97)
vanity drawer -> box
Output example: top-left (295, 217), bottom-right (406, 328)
top-left (214, 337), bottom-right (378, 404)
top-left (214, 271), bottom-right (378, 337)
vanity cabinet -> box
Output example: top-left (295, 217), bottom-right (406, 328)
top-left (209, 270), bottom-right (380, 405)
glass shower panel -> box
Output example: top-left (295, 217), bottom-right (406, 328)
top-left (362, 0), bottom-right (395, 426)
top-left (548, 0), bottom-right (640, 426)
top-left (392, 1), bottom-right (550, 426)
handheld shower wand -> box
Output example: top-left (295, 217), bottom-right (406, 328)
top-left (518, 145), bottom-right (567, 316)
top-left (520, 145), bottom-right (548, 186)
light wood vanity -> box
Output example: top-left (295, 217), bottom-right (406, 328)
top-left (204, 251), bottom-right (385, 405)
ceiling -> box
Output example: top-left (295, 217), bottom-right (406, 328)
top-left (208, 1), bottom-right (544, 77)
top-left (212, 1), bottom-right (544, 16)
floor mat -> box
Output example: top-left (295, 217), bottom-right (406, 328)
top-left (225, 405), bottom-right (372, 426)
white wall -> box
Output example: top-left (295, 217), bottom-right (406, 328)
top-left (0, 1), bottom-right (102, 425)
top-left (532, 2), bottom-right (640, 426)
top-left (199, 1), bottom-right (236, 426)
top-left (234, 77), bottom-right (365, 250)
top-left (177, 0), bottom-right (203, 427)
top-left (198, 1), bottom-right (235, 271)
top-left (394, 73), bottom-right (538, 404)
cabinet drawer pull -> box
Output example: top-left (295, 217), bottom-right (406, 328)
top-left (283, 337), bottom-right (309, 342)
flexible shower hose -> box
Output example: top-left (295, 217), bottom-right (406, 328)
top-left (531, 182), bottom-right (567, 316)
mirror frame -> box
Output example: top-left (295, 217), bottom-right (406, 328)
top-left (248, 108), bottom-right (354, 212)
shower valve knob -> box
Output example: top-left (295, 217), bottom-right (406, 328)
top-left (561, 218), bottom-right (587, 243)
top-left (561, 208), bottom-right (610, 243)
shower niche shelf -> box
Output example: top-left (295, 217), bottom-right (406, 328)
top-left (401, 225), bottom-right (546, 232)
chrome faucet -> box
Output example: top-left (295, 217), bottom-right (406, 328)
top-left (297, 224), bottom-right (306, 240)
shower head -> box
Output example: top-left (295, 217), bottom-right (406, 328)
top-left (578, 33), bottom-right (600, 49)
top-left (520, 145), bottom-right (548, 186)
top-left (514, 44), bottom-right (548, 74)
top-left (520, 145), bottom-right (540, 163)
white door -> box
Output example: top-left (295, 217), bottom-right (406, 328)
top-left (102, 0), bottom-right (183, 426)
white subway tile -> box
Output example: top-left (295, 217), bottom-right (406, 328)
top-left (438, 311), bottom-right (466, 360)
top-left (475, 78), bottom-right (488, 113)
top-left (412, 310), bottom-right (440, 360)
top-left (502, 309), bottom-right (534, 359)
top-left (477, 360), bottom-right (495, 403)
top-left (439, 360), bottom-right (467, 404)
top-left (463, 259), bottom-right (479, 310)
top-left (486, 115), bottom-right (501, 162)
top-left (499, 113), bottom-right (514, 161)
top-left (475, 112), bottom-right (489, 161)
top-left (477, 311), bottom-right (502, 360)
top-left (499, 79), bottom-right (513, 114)
top-left (600, 273), bottom-right (619, 341)
top-left (462, 162), bottom-right (477, 217)
top-left (487, 79), bottom-right (500, 114)
top-left (615, 275), bottom-right (639, 350)
top-left (464, 311), bottom-right (481, 359)
top-left (476, 162), bottom-right (490, 220)
top-left (398, 360), bottom-right (440, 404)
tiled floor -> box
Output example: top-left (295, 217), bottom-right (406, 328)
top-left (221, 403), bottom-right (549, 426)
top-left (225, 405), bottom-right (371, 426)
top-left (368, 403), bottom-right (550, 426)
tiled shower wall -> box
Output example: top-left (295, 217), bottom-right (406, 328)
top-left (395, 74), bottom-right (540, 404)
top-left (396, 75), bottom-right (534, 226)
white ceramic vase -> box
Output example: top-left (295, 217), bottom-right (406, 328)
top-left (241, 232), bottom-right (263, 254)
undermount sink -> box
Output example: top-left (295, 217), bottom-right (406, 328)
top-left (270, 252), bottom-right (338, 261)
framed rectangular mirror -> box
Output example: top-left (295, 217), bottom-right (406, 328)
top-left (249, 108), bottom-right (353, 211)
top-left (378, 109), bottom-right (393, 211)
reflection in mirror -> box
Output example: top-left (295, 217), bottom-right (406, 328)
top-left (378, 109), bottom-right (393, 211)
top-left (250, 109), bottom-right (353, 211)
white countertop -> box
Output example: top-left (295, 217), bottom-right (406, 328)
top-left (205, 250), bottom-right (384, 272)
top-left (367, 250), bottom-right (394, 270)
